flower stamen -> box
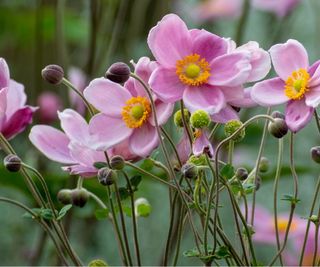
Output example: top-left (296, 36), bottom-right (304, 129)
top-left (284, 68), bottom-right (310, 100)
top-left (122, 96), bottom-right (151, 128)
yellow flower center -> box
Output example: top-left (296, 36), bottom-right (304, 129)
top-left (284, 68), bottom-right (310, 100)
top-left (121, 96), bottom-right (151, 128)
top-left (176, 54), bottom-right (211, 86)
top-left (275, 218), bottom-right (298, 233)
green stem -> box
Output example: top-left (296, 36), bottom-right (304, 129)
top-left (235, 0), bottom-right (250, 45)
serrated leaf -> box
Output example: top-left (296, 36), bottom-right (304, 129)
top-left (93, 162), bottom-right (108, 169)
top-left (57, 204), bottom-right (73, 220)
top-left (220, 164), bottom-right (234, 180)
top-left (95, 208), bottom-right (109, 220)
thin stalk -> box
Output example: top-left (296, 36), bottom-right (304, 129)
top-left (314, 110), bottom-right (320, 135)
top-left (235, 0), bottom-right (250, 44)
top-left (180, 100), bottom-right (193, 147)
top-left (227, 140), bottom-right (234, 165)
top-left (161, 126), bottom-right (182, 167)
top-left (172, 208), bottom-right (186, 266)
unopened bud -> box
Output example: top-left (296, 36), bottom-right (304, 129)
top-left (224, 120), bottom-right (245, 142)
top-left (181, 163), bottom-right (198, 179)
top-left (255, 175), bottom-right (262, 191)
top-left (134, 198), bottom-right (152, 217)
top-left (174, 109), bottom-right (190, 128)
top-left (235, 167), bottom-right (248, 181)
top-left (4, 154), bottom-right (21, 172)
top-left (41, 64), bottom-right (64, 85)
top-left (88, 259), bottom-right (108, 267)
top-left (57, 189), bottom-right (72, 205)
top-left (188, 154), bottom-right (206, 166)
top-left (259, 157), bottom-right (269, 173)
top-left (311, 146), bottom-right (320, 164)
top-left (310, 215), bottom-right (319, 224)
top-left (98, 168), bottom-right (117, 186)
top-left (110, 155), bottom-right (125, 170)
top-left (105, 62), bottom-right (130, 84)
top-left (190, 110), bottom-right (211, 129)
top-left (271, 110), bottom-right (285, 120)
top-left (268, 118), bottom-right (288, 138)
top-left (71, 189), bottom-right (89, 208)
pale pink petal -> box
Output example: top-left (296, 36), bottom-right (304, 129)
top-left (62, 165), bottom-right (97, 178)
top-left (147, 14), bottom-right (192, 68)
top-left (176, 130), bottom-right (191, 164)
top-left (3, 107), bottom-right (34, 139)
top-left (84, 78), bottom-right (131, 117)
top-left (29, 125), bottom-right (75, 164)
top-left (269, 39), bottom-right (309, 81)
top-left (88, 113), bottom-right (133, 151)
top-left (68, 67), bottom-right (87, 115)
top-left (305, 85), bottom-right (320, 108)
top-left (149, 67), bottom-right (185, 103)
top-left (210, 105), bottom-right (239, 123)
top-left (6, 80), bottom-right (26, 118)
top-left (285, 99), bottom-right (314, 132)
top-left (148, 100), bottom-right (174, 126)
top-left (0, 58), bottom-right (10, 89)
top-left (308, 61), bottom-right (320, 88)
top-left (124, 78), bottom-right (138, 97)
top-left (183, 86), bottom-right (225, 114)
top-left (58, 109), bottom-right (90, 144)
top-left (251, 78), bottom-right (288, 106)
top-left (68, 142), bottom-right (105, 167)
top-left (110, 139), bottom-right (141, 162)
top-left (193, 130), bottom-right (214, 157)
top-left (219, 86), bottom-right (244, 102)
top-left (0, 87), bottom-right (7, 130)
top-left (129, 123), bottom-right (159, 157)
top-left (208, 52), bottom-right (251, 86)
top-left (229, 87), bottom-right (257, 108)
top-left (192, 30), bottom-right (228, 62)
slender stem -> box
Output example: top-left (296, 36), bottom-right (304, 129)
top-left (314, 110), bottom-right (320, 135)
top-left (235, 0), bottom-right (250, 44)
top-left (88, 191), bottom-right (107, 209)
top-left (227, 140), bottom-right (234, 165)
top-left (312, 213), bottom-right (320, 266)
top-left (180, 100), bottom-right (193, 147)
top-left (173, 207), bottom-right (186, 266)
top-left (161, 127), bottom-right (182, 167)
top-left (208, 123), bottom-right (220, 140)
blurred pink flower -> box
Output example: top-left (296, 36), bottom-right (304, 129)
top-left (176, 130), bottom-right (192, 164)
top-left (37, 91), bottom-right (62, 124)
top-left (252, 0), bottom-right (301, 18)
top-left (0, 58), bottom-right (36, 140)
top-left (251, 39), bottom-right (320, 132)
top-left (84, 57), bottom-right (174, 157)
top-left (68, 67), bottom-right (87, 115)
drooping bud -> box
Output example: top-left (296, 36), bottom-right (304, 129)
top-left (134, 198), bottom-right (152, 217)
top-left (235, 167), bottom-right (248, 181)
top-left (271, 110), bottom-right (285, 120)
top-left (311, 146), bottom-right (320, 164)
top-left (181, 163), bottom-right (198, 179)
top-left (309, 215), bottom-right (319, 224)
top-left (57, 189), bottom-right (72, 205)
top-left (105, 62), bottom-right (130, 84)
top-left (71, 189), bottom-right (89, 208)
top-left (4, 154), bottom-right (21, 172)
top-left (110, 155), bottom-right (125, 170)
top-left (259, 157), bottom-right (269, 173)
top-left (255, 175), bottom-right (262, 191)
top-left (224, 120), bottom-right (245, 142)
top-left (268, 118), bottom-right (288, 138)
top-left (190, 110), bottom-right (211, 129)
top-left (41, 64), bottom-right (64, 85)
top-left (97, 168), bottom-right (117, 186)
top-left (174, 109), bottom-right (190, 128)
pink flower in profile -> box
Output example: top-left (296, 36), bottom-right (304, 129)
top-left (147, 14), bottom-right (269, 123)
top-left (68, 67), bottom-right (87, 115)
top-left (251, 39), bottom-right (320, 132)
top-left (0, 58), bottom-right (36, 140)
top-left (252, 0), bottom-right (301, 18)
top-left (192, 129), bottom-right (214, 157)
top-left (176, 130), bottom-right (192, 164)
top-left (37, 91), bottom-right (62, 124)
top-left (84, 57), bottom-right (174, 157)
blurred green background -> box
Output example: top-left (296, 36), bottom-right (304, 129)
top-left (0, 0), bottom-right (319, 265)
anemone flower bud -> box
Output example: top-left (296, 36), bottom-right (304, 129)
top-left (259, 157), bottom-right (269, 173)
top-left (190, 110), bottom-right (210, 129)
top-left (174, 109), bottom-right (190, 128)
top-left (71, 189), bottom-right (89, 208)
top-left (110, 155), bottom-right (125, 170)
top-left (134, 198), bottom-right (152, 217)
top-left (268, 118), bottom-right (288, 138)
top-left (41, 64), bottom-right (64, 85)
top-left (4, 154), bottom-right (21, 172)
top-left (311, 146), bottom-right (320, 164)
top-left (271, 110), bottom-right (285, 120)
top-left (105, 62), bottom-right (130, 84)
top-left (224, 120), bottom-right (245, 142)
top-left (255, 175), bottom-right (262, 191)
top-left (181, 163), bottom-right (198, 179)
top-left (98, 168), bottom-right (117, 186)
top-left (57, 189), bottom-right (72, 205)
top-left (235, 167), bottom-right (248, 181)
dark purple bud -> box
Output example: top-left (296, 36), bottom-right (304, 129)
top-left (41, 64), bottom-right (64, 85)
top-left (4, 154), bottom-right (21, 172)
top-left (268, 118), bottom-right (288, 138)
top-left (181, 163), bottom-right (198, 179)
top-left (98, 168), bottom-right (117, 186)
top-left (71, 189), bottom-right (89, 208)
top-left (105, 62), bottom-right (130, 84)
top-left (271, 110), bottom-right (285, 120)
top-left (311, 146), bottom-right (320, 164)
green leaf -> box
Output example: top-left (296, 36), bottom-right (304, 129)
top-left (243, 183), bottom-right (256, 194)
top-left (95, 209), bottom-right (109, 220)
top-left (215, 246), bottom-right (231, 259)
top-left (23, 208), bottom-right (55, 220)
top-left (118, 187), bottom-right (130, 200)
top-left (140, 159), bottom-right (154, 171)
top-left (130, 175), bottom-right (142, 190)
top-left (281, 194), bottom-right (300, 204)
top-left (220, 164), bottom-right (234, 180)
top-left (57, 204), bottom-right (73, 220)
top-left (93, 162), bottom-right (108, 169)
top-left (183, 247), bottom-right (201, 258)
top-left (122, 206), bottom-right (132, 217)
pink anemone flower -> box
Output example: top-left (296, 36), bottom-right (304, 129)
top-left (84, 57), bottom-right (174, 158)
top-left (0, 58), bottom-right (36, 140)
top-left (147, 14), bottom-right (269, 123)
top-left (37, 91), bottom-right (62, 124)
top-left (252, 0), bottom-right (301, 18)
top-left (68, 67), bottom-right (87, 115)
top-left (193, 129), bottom-right (214, 157)
top-left (251, 39), bottom-right (320, 132)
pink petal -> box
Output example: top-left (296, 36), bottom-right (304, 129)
top-left (148, 100), bottom-right (174, 126)
top-left (0, 58), bottom-right (10, 89)
top-left (208, 52), bottom-right (251, 87)
top-left (229, 87), bottom-right (257, 108)
top-left (29, 125), bottom-right (75, 164)
top-left (269, 39), bottom-right (309, 81)
top-left (219, 85), bottom-right (244, 102)
top-left (176, 130), bottom-right (191, 164)
top-left (84, 78), bottom-right (131, 117)
top-left (129, 123), bottom-right (159, 157)
top-left (6, 80), bottom-right (26, 118)
top-left (88, 113), bottom-right (132, 151)
top-left (149, 67), bottom-right (185, 103)
top-left (183, 85), bottom-right (225, 114)
top-left (193, 130), bottom-right (214, 157)
top-left (110, 139), bottom-right (141, 162)
top-left (3, 107), bottom-right (34, 139)
top-left (147, 14), bottom-right (192, 68)
top-left (192, 29), bottom-right (228, 62)
top-left (251, 77), bottom-right (288, 106)
top-left (58, 109), bottom-right (90, 144)
top-left (210, 105), bottom-right (239, 123)
top-left (285, 99), bottom-right (314, 132)
top-left (308, 61), bottom-right (320, 88)
top-left (305, 85), bottom-right (320, 108)
top-left (62, 165), bottom-right (98, 178)
top-left (0, 87), bottom-right (8, 130)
